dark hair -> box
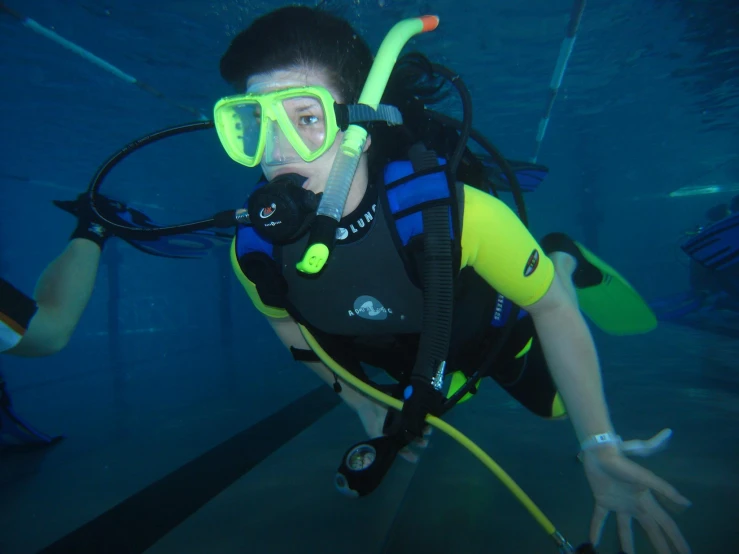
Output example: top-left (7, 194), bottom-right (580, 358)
top-left (371, 53), bottom-right (454, 175)
top-left (220, 6), bottom-right (454, 179)
top-left (220, 6), bottom-right (373, 102)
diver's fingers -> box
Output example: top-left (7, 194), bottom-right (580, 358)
top-left (398, 447), bottom-right (419, 464)
top-left (589, 504), bottom-right (609, 546)
top-left (616, 512), bottom-right (636, 554)
top-left (636, 512), bottom-right (671, 554)
top-left (649, 495), bottom-right (692, 554)
top-left (408, 426), bottom-right (432, 449)
top-left (621, 429), bottom-right (673, 458)
top-left (603, 456), bottom-right (691, 507)
top-left (52, 199), bottom-right (78, 215)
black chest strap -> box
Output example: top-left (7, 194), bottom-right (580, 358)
top-left (385, 143), bottom-right (454, 440)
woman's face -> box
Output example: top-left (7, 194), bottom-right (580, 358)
top-left (246, 67), bottom-right (370, 212)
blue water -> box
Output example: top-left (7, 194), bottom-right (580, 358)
top-left (1, 0), bottom-right (738, 552)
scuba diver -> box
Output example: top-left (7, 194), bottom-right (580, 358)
top-left (1, 196), bottom-right (230, 451)
top-left (0, 215), bottom-right (105, 451)
top-left (192, 6), bottom-right (690, 554)
top-left (652, 195), bottom-right (739, 321)
top-left (35, 5), bottom-right (691, 553)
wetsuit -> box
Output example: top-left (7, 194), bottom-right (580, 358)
top-left (0, 278), bottom-right (63, 450)
top-left (232, 182), bottom-right (566, 418)
top-left (0, 278), bottom-right (38, 353)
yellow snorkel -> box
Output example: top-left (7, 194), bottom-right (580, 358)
top-left (295, 15), bottom-right (440, 274)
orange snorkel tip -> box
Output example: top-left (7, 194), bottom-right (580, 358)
top-left (418, 15), bottom-right (440, 32)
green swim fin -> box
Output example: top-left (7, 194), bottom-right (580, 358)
top-left (541, 233), bottom-right (657, 335)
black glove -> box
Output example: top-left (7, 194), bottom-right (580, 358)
top-left (53, 193), bottom-right (127, 250)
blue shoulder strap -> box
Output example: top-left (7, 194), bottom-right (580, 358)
top-left (383, 158), bottom-right (456, 246)
top-left (383, 159), bottom-right (526, 326)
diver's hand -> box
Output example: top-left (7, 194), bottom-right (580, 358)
top-left (53, 192), bottom-right (138, 248)
top-left (355, 400), bottom-right (431, 463)
top-left (581, 447), bottom-right (692, 554)
top-left (53, 193), bottom-right (145, 234)
top-left (53, 193), bottom-right (112, 247)
top-left (53, 192), bottom-right (118, 224)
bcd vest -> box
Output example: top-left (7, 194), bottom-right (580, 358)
top-left (235, 159), bottom-right (528, 381)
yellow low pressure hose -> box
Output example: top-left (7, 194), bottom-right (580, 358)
top-left (299, 325), bottom-right (575, 549)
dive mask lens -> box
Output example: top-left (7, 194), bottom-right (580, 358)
top-left (263, 119), bottom-right (303, 167)
top-left (263, 94), bottom-right (331, 166)
top-left (213, 98), bottom-right (263, 167)
top-left (233, 101), bottom-right (261, 162)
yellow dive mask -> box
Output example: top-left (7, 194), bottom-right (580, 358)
top-left (213, 85), bottom-right (402, 168)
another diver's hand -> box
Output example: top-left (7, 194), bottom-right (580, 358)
top-left (581, 446), bottom-right (692, 554)
top-left (355, 399), bottom-right (431, 463)
top-left (53, 192), bottom-right (116, 248)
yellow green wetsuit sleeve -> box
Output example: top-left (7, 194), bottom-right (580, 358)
top-left (229, 239), bottom-right (289, 319)
top-left (459, 185), bottom-right (554, 307)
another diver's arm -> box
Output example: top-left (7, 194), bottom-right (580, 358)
top-left (6, 238), bottom-right (101, 357)
top-left (266, 314), bottom-right (376, 412)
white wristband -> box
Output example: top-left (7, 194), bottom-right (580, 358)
top-left (580, 432), bottom-right (622, 452)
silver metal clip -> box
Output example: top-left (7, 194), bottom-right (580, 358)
top-left (431, 360), bottom-right (446, 391)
